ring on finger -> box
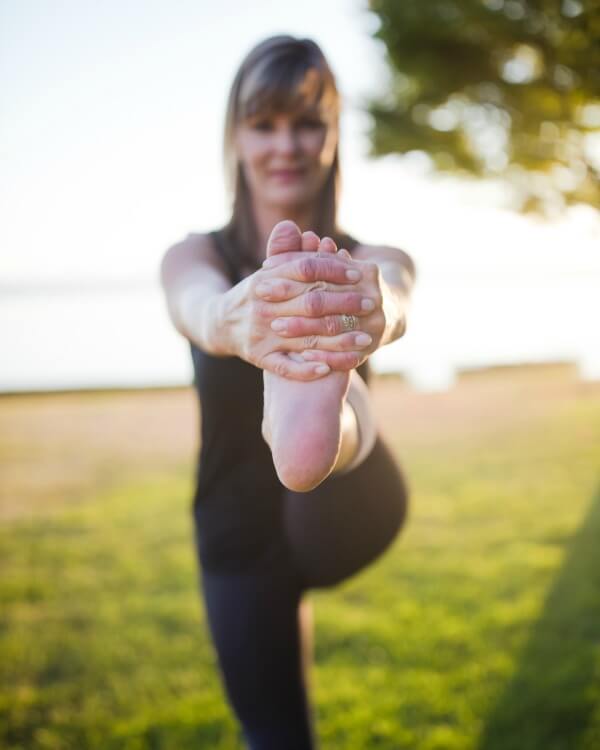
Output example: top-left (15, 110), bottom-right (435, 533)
top-left (341, 313), bottom-right (358, 331)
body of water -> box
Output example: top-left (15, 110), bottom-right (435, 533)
top-left (2, 270), bottom-right (598, 392)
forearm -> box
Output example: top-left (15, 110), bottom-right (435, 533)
top-left (376, 257), bottom-right (415, 347)
top-left (160, 238), bottom-right (238, 356)
top-left (175, 284), bottom-right (234, 356)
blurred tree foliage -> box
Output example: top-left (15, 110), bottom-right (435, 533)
top-left (366, 0), bottom-right (600, 213)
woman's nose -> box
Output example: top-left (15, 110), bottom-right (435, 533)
top-left (273, 126), bottom-right (299, 154)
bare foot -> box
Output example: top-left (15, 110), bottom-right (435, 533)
top-left (262, 221), bottom-right (351, 492)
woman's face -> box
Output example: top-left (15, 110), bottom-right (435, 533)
top-left (234, 103), bottom-right (338, 211)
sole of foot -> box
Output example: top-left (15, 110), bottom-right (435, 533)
top-left (262, 220), bottom-right (351, 492)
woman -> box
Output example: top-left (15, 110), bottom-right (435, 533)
top-left (160, 35), bottom-right (415, 750)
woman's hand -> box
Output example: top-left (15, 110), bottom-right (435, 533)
top-left (258, 249), bottom-right (390, 369)
top-left (221, 252), bottom-right (376, 380)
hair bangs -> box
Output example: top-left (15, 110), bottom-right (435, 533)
top-left (238, 55), bottom-right (337, 122)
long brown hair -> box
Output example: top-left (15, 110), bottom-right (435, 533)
top-left (221, 35), bottom-right (344, 268)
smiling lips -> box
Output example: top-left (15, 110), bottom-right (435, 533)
top-left (268, 168), bottom-right (305, 181)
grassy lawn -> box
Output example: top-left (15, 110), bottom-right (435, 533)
top-left (1, 365), bottom-right (599, 749)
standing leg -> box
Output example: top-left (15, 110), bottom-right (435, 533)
top-left (199, 538), bottom-right (317, 749)
top-left (298, 596), bottom-right (314, 692)
top-left (298, 597), bottom-right (316, 738)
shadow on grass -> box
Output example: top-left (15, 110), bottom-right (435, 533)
top-left (478, 486), bottom-right (600, 750)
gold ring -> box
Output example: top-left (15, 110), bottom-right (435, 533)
top-left (341, 314), bottom-right (358, 331)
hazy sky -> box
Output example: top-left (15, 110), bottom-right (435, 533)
top-left (3, 0), bottom-right (598, 283)
top-left (1, 0), bottom-right (599, 390)
top-left (1, 0), bottom-right (389, 281)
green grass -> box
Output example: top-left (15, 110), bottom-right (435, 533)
top-left (1, 374), bottom-right (600, 749)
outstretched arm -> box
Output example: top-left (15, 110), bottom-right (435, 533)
top-left (160, 234), bottom-right (232, 355)
top-left (159, 233), bottom-right (374, 380)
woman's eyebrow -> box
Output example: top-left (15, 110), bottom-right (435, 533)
top-left (291, 107), bottom-right (326, 120)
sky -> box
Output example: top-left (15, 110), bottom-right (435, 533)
top-left (1, 0), bottom-right (599, 391)
top-left (1, 0), bottom-right (389, 282)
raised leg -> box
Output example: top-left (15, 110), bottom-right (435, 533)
top-left (262, 221), bottom-right (351, 492)
top-left (332, 369), bottom-right (378, 475)
top-left (284, 434), bottom-right (409, 589)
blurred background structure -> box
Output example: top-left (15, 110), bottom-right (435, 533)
top-left (2, 0), bottom-right (599, 393)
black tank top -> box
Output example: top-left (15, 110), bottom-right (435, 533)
top-left (189, 228), bottom-right (370, 568)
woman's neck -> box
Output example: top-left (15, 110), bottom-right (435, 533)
top-left (252, 201), bottom-right (317, 260)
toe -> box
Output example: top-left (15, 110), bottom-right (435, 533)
top-left (301, 231), bottom-right (320, 252)
top-left (267, 220), bottom-right (303, 257)
top-left (319, 236), bottom-right (338, 254)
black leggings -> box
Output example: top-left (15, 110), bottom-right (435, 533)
top-left (195, 436), bottom-right (408, 749)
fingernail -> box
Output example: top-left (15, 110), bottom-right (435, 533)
top-left (355, 333), bottom-right (372, 346)
top-left (361, 298), bottom-right (375, 312)
top-left (270, 319), bottom-right (286, 332)
top-left (346, 269), bottom-right (361, 281)
top-left (315, 364), bottom-right (330, 375)
top-left (255, 282), bottom-right (272, 297)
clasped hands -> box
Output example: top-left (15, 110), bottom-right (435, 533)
top-left (233, 236), bottom-right (388, 381)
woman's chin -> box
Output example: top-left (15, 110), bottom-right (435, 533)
top-left (265, 185), bottom-right (317, 210)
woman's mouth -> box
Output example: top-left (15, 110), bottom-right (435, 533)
top-left (268, 168), bottom-right (305, 182)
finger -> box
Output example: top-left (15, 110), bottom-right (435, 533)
top-left (263, 250), bottom-right (356, 272)
top-left (266, 288), bottom-right (374, 319)
top-left (254, 277), bottom-right (356, 302)
top-left (254, 277), bottom-right (307, 301)
top-left (283, 330), bottom-right (373, 353)
top-left (263, 255), bottom-right (362, 284)
top-left (300, 350), bottom-right (362, 371)
top-left (269, 314), bottom-right (370, 338)
top-left (262, 250), bottom-right (336, 268)
top-left (262, 250), bottom-right (301, 269)
top-left (319, 236), bottom-right (337, 254)
top-left (301, 231), bottom-right (320, 251)
top-left (262, 351), bottom-right (330, 381)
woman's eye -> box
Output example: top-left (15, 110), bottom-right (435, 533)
top-left (297, 119), bottom-right (324, 129)
top-left (251, 120), bottom-right (273, 132)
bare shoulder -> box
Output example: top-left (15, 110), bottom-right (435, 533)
top-left (352, 242), bottom-right (416, 281)
top-left (160, 231), bottom-right (227, 287)
top-left (161, 231), bottom-right (220, 270)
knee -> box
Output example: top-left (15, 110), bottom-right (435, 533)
top-left (374, 439), bottom-right (410, 533)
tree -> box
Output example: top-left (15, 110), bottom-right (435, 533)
top-left (366, 0), bottom-right (600, 214)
